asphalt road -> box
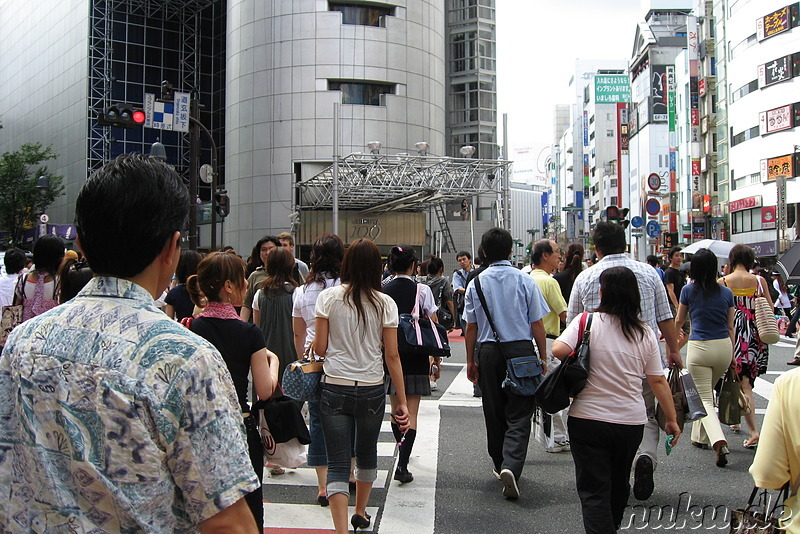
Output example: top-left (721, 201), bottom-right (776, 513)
top-left (263, 333), bottom-right (798, 533)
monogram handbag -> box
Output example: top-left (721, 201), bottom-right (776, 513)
top-left (535, 312), bottom-right (593, 414)
top-left (730, 485), bottom-right (790, 533)
top-left (397, 283), bottom-right (451, 358)
top-left (282, 345), bottom-right (325, 402)
top-left (754, 278), bottom-right (780, 345)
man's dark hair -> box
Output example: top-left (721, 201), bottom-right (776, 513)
top-left (646, 255), bottom-right (660, 267)
top-left (4, 248), bottom-right (27, 275)
top-left (75, 154), bottom-right (189, 277)
top-left (456, 250), bottom-right (472, 261)
top-left (592, 221), bottom-right (626, 256)
top-left (668, 246), bottom-right (682, 260)
top-left (531, 239), bottom-right (554, 266)
top-left (427, 256), bottom-right (444, 275)
top-left (480, 228), bottom-right (513, 263)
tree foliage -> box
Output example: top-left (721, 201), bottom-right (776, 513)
top-left (0, 143), bottom-right (64, 248)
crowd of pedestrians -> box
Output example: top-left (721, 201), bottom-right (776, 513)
top-left (1, 154), bottom-right (799, 533)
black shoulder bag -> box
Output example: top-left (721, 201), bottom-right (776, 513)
top-left (535, 312), bottom-right (593, 414)
top-left (474, 275), bottom-right (543, 396)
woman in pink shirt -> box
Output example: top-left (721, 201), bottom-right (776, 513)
top-left (552, 266), bottom-right (681, 533)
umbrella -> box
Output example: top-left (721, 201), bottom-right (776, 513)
top-left (776, 241), bottom-right (800, 284)
top-left (680, 239), bottom-right (737, 259)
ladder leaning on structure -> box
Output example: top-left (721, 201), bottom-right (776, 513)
top-left (434, 203), bottom-right (456, 253)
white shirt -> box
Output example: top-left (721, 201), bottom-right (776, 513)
top-left (0, 273), bottom-right (20, 307)
top-left (292, 277), bottom-right (340, 350)
top-left (315, 284), bottom-right (398, 383)
top-left (557, 313), bottom-right (663, 425)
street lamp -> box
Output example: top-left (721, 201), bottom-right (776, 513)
top-left (367, 141), bottom-right (382, 155)
top-left (149, 138), bottom-right (167, 161)
top-left (460, 145), bottom-right (475, 158)
top-left (415, 141), bottom-right (429, 156)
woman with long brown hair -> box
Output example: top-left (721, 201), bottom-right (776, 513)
top-left (554, 242), bottom-right (584, 304)
top-left (292, 233), bottom-right (344, 506)
top-left (719, 244), bottom-right (773, 449)
top-left (186, 252), bottom-right (280, 531)
top-left (253, 246), bottom-right (299, 383)
top-left (314, 238), bottom-right (409, 533)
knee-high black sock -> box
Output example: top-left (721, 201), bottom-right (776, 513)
top-left (391, 422), bottom-right (403, 443)
top-left (397, 428), bottom-right (417, 470)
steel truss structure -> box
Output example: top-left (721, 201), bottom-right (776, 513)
top-left (87, 0), bottom-right (214, 174)
top-left (296, 154), bottom-right (512, 213)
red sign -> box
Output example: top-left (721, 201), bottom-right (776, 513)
top-left (691, 109), bottom-right (700, 126)
top-left (699, 78), bottom-right (706, 96)
top-left (762, 206), bottom-right (777, 228)
top-left (691, 160), bottom-right (701, 175)
top-left (703, 194), bottom-right (711, 213)
top-left (729, 196), bottom-right (763, 212)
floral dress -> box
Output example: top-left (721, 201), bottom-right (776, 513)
top-left (724, 279), bottom-right (769, 381)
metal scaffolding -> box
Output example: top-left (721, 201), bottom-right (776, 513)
top-left (296, 153), bottom-right (512, 213)
top-left (87, 0), bottom-right (215, 174)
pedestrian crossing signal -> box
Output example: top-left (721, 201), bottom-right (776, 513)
top-left (98, 105), bottom-right (146, 128)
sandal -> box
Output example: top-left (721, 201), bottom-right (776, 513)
top-left (730, 425), bottom-right (741, 434)
top-left (743, 437), bottom-right (759, 449)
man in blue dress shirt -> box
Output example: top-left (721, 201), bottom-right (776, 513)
top-left (464, 228), bottom-right (549, 500)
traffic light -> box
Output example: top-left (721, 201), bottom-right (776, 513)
top-left (97, 105), bottom-right (146, 128)
top-left (605, 205), bottom-right (631, 228)
top-left (215, 190), bottom-right (230, 218)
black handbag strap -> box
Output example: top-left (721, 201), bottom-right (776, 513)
top-left (473, 275), bottom-right (500, 342)
top-left (580, 313), bottom-right (593, 344)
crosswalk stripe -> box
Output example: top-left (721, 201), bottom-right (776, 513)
top-left (264, 468), bottom-right (391, 488)
top-left (438, 365), bottom-right (482, 408)
top-left (263, 503), bottom-right (379, 531)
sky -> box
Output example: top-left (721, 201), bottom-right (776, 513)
top-left (496, 0), bottom-right (646, 178)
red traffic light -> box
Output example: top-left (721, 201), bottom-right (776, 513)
top-left (132, 110), bottom-right (146, 124)
top-left (98, 104), bottom-right (146, 129)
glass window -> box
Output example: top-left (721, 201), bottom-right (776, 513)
top-left (329, 3), bottom-right (394, 26)
top-left (329, 80), bottom-right (395, 105)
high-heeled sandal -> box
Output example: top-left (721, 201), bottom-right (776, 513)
top-left (351, 513), bottom-right (371, 532)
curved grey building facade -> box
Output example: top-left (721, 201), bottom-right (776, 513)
top-left (224, 0), bottom-right (446, 251)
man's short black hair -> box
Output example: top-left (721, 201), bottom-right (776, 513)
top-left (456, 250), bottom-right (471, 261)
top-left (531, 239), bottom-right (554, 266)
top-left (3, 248), bottom-right (26, 274)
top-left (480, 228), bottom-right (513, 263)
top-left (668, 246), bottom-right (682, 259)
top-left (76, 154), bottom-right (189, 278)
top-left (592, 221), bottom-right (627, 256)
top-left (646, 255), bottom-right (660, 267)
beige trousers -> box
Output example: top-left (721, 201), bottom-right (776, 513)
top-left (687, 338), bottom-right (733, 446)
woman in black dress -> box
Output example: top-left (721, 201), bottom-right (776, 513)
top-left (186, 252), bottom-right (280, 530)
top-left (382, 245), bottom-right (439, 484)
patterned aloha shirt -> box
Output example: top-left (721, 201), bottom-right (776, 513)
top-left (0, 277), bottom-right (259, 533)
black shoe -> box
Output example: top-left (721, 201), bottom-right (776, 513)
top-left (394, 466), bottom-right (414, 483)
top-left (317, 494), bottom-right (329, 507)
top-left (350, 513), bottom-right (371, 531)
top-left (633, 456), bottom-right (654, 500)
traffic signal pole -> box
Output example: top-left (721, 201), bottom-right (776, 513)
top-left (188, 100), bottom-right (200, 251)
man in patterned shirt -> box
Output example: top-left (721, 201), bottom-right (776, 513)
top-left (567, 221), bottom-right (682, 502)
top-left (0, 154), bottom-right (260, 533)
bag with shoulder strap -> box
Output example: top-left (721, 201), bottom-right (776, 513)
top-left (754, 277), bottom-right (780, 345)
top-left (535, 312), bottom-right (593, 413)
top-left (473, 275), bottom-right (544, 396)
top-left (397, 283), bottom-right (451, 358)
top-left (282, 344), bottom-right (325, 401)
top-left (1, 274), bottom-right (27, 348)
top-left (433, 280), bottom-right (454, 330)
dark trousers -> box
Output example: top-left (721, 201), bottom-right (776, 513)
top-left (786, 304), bottom-right (800, 335)
top-left (477, 343), bottom-right (536, 480)
top-left (243, 414), bottom-right (264, 530)
top-left (569, 417), bottom-right (644, 534)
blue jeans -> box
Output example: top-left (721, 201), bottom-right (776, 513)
top-left (320, 383), bottom-right (386, 497)
top-left (307, 399), bottom-right (327, 467)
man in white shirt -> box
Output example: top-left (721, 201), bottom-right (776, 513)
top-left (0, 249), bottom-right (27, 306)
top-left (568, 221), bottom-right (681, 502)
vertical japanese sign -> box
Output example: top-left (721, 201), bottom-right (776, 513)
top-left (617, 103), bottom-right (628, 208)
top-left (651, 66), bottom-right (668, 122)
top-left (688, 16), bottom-right (701, 208)
top-left (666, 65), bottom-right (677, 233)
